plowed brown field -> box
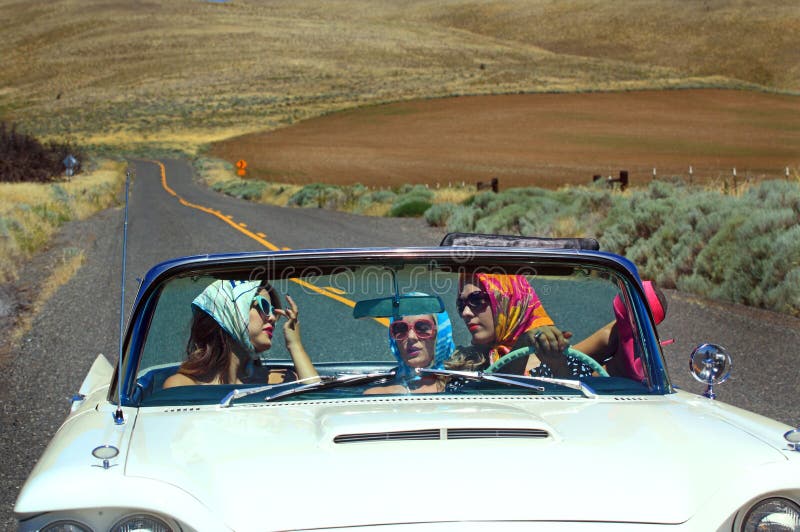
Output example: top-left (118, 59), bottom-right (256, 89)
top-left (210, 89), bottom-right (800, 189)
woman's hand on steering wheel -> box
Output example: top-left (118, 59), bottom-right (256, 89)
top-left (527, 325), bottom-right (572, 358)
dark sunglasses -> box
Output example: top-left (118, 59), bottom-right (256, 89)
top-left (251, 294), bottom-right (275, 318)
top-left (456, 291), bottom-right (490, 313)
top-left (390, 318), bottom-right (436, 341)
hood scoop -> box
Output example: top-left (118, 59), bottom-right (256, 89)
top-left (334, 427), bottom-right (549, 444)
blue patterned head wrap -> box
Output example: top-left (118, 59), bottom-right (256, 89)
top-left (191, 280), bottom-right (262, 354)
top-left (388, 292), bottom-right (456, 379)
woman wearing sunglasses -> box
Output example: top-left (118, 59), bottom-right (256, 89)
top-left (447, 273), bottom-right (588, 378)
top-left (365, 294), bottom-right (456, 395)
top-left (164, 279), bottom-right (319, 388)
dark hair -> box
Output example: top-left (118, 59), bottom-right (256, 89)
top-left (177, 281), bottom-right (281, 384)
top-left (178, 310), bottom-right (235, 384)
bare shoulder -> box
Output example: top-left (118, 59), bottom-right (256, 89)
top-left (163, 372), bottom-right (196, 389)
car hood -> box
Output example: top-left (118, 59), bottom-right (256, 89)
top-left (126, 393), bottom-right (788, 531)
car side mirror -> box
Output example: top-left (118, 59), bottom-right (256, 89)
top-left (689, 343), bottom-right (732, 400)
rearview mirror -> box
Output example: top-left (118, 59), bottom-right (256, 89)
top-left (353, 294), bottom-right (445, 319)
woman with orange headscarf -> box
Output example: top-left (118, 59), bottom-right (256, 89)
top-left (447, 272), bottom-right (590, 377)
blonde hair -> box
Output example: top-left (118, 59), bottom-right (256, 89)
top-left (444, 344), bottom-right (489, 372)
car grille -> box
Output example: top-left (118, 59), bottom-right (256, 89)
top-left (334, 427), bottom-right (549, 444)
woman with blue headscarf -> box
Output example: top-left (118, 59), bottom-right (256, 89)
top-left (364, 294), bottom-right (455, 395)
top-left (164, 279), bottom-right (318, 388)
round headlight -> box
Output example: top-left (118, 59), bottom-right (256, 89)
top-left (40, 521), bottom-right (92, 532)
top-left (110, 513), bottom-right (173, 532)
top-left (742, 497), bottom-right (800, 532)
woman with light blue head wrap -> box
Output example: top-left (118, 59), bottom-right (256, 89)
top-left (164, 279), bottom-right (318, 388)
top-left (365, 293), bottom-right (455, 395)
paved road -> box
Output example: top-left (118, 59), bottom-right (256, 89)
top-left (2, 159), bottom-right (798, 527)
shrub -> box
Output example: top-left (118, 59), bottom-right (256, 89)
top-left (393, 185), bottom-right (433, 204)
top-left (0, 122), bottom-right (85, 182)
top-left (367, 189), bottom-right (397, 203)
top-left (438, 178), bottom-right (800, 316)
top-left (424, 202), bottom-right (456, 227)
top-left (211, 180), bottom-right (267, 200)
top-left (445, 205), bottom-right (478, 232)
top-left (288, 183), bottom-right (342, 207)
top-left (389, 198), bottom-right (432, 218)
top-left (475, 203), bottom-right (530, 234)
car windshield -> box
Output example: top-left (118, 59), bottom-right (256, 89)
top-left (124, 252), bottom-right (664, 406)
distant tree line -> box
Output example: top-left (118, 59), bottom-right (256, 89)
top-left (0, 122), bottom-right (84, 182)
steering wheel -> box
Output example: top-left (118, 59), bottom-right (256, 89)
top-left (485, 345), bottom-right (609, 377)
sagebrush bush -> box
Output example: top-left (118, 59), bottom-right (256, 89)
top-left (424, 202), bottom-right (456, 227)
top-left (445, 205), bottom-right (478, 232)
top-left (397, 184), bottom-right (433, 198)
top-left (475, 203), bottom-right (530, 234)
top-left (393, 185), bottom-right (434, 204)
top-left (288, 183), bottom-right (346, 208)
top-left (425, 178), bottom-right (800, 316)
top-left (211, 180), bottom-right (267, 200)
top-left (385, 185), bottom-right (435, 217)
top-left (389, 198), bottom-right (432, 217)
top-left (356, 189), bottom-right (396, 212)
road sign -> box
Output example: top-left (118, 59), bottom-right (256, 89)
top-left (236, 160), bottom-right (247, 177)
top-left (63, 154), bottom-right (78, 177)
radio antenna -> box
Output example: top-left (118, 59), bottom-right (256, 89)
top-left (113, 168), bottom-right (132, 425)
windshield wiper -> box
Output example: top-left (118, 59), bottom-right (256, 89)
top-left (416, 368), bottom-right (598, 399)
top-left (220, 371), bottom-right (396, 407)
top-left (264, 371), bottom-right (397, 402)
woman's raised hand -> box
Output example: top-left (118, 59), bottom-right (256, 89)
top-left (275, 294), bottom-right (302, 348)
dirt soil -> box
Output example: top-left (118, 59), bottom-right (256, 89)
top-left (211, 89), bottom-right (800, 189)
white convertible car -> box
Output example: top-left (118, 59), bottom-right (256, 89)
top-left (14, 233), bottom-right (800, 531)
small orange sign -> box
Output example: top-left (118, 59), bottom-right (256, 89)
top-left (236, 159), bottom-right (247, 177)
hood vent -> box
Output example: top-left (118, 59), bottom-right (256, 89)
top-left (334, 429), bottom-right (440, 444)
top-left (447, 428), bottom-right (549, 440)
top-left (334, 427), bottom-right (549, 444)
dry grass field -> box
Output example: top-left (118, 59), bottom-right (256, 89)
top-left (1, 0), bottom-right (798, 156)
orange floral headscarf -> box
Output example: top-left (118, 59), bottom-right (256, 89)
top-left (461, 273), bottom-right (554, 364)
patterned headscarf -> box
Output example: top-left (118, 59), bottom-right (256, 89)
top-left (192, 280), bottom-right (263, 354)
top-left (461, 273), bottom-right (554, 364)
top-left (388, 293), bottom-right (456, 379)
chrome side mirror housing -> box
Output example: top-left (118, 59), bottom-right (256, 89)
top-left (785, 428), bottom-right (800, 452)
top-left (689, 343), bottom-right (732, 400)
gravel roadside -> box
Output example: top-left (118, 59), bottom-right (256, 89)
top-left (0, 205), bottom-right (124, 529)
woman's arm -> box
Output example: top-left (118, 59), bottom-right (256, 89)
top-left (277, 294), bottom-right (320, 382)
top-left (573, 320), bottom-right (617, 363)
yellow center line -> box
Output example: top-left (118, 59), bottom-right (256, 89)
top-left (155, 161), bottom-right (389, 327)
